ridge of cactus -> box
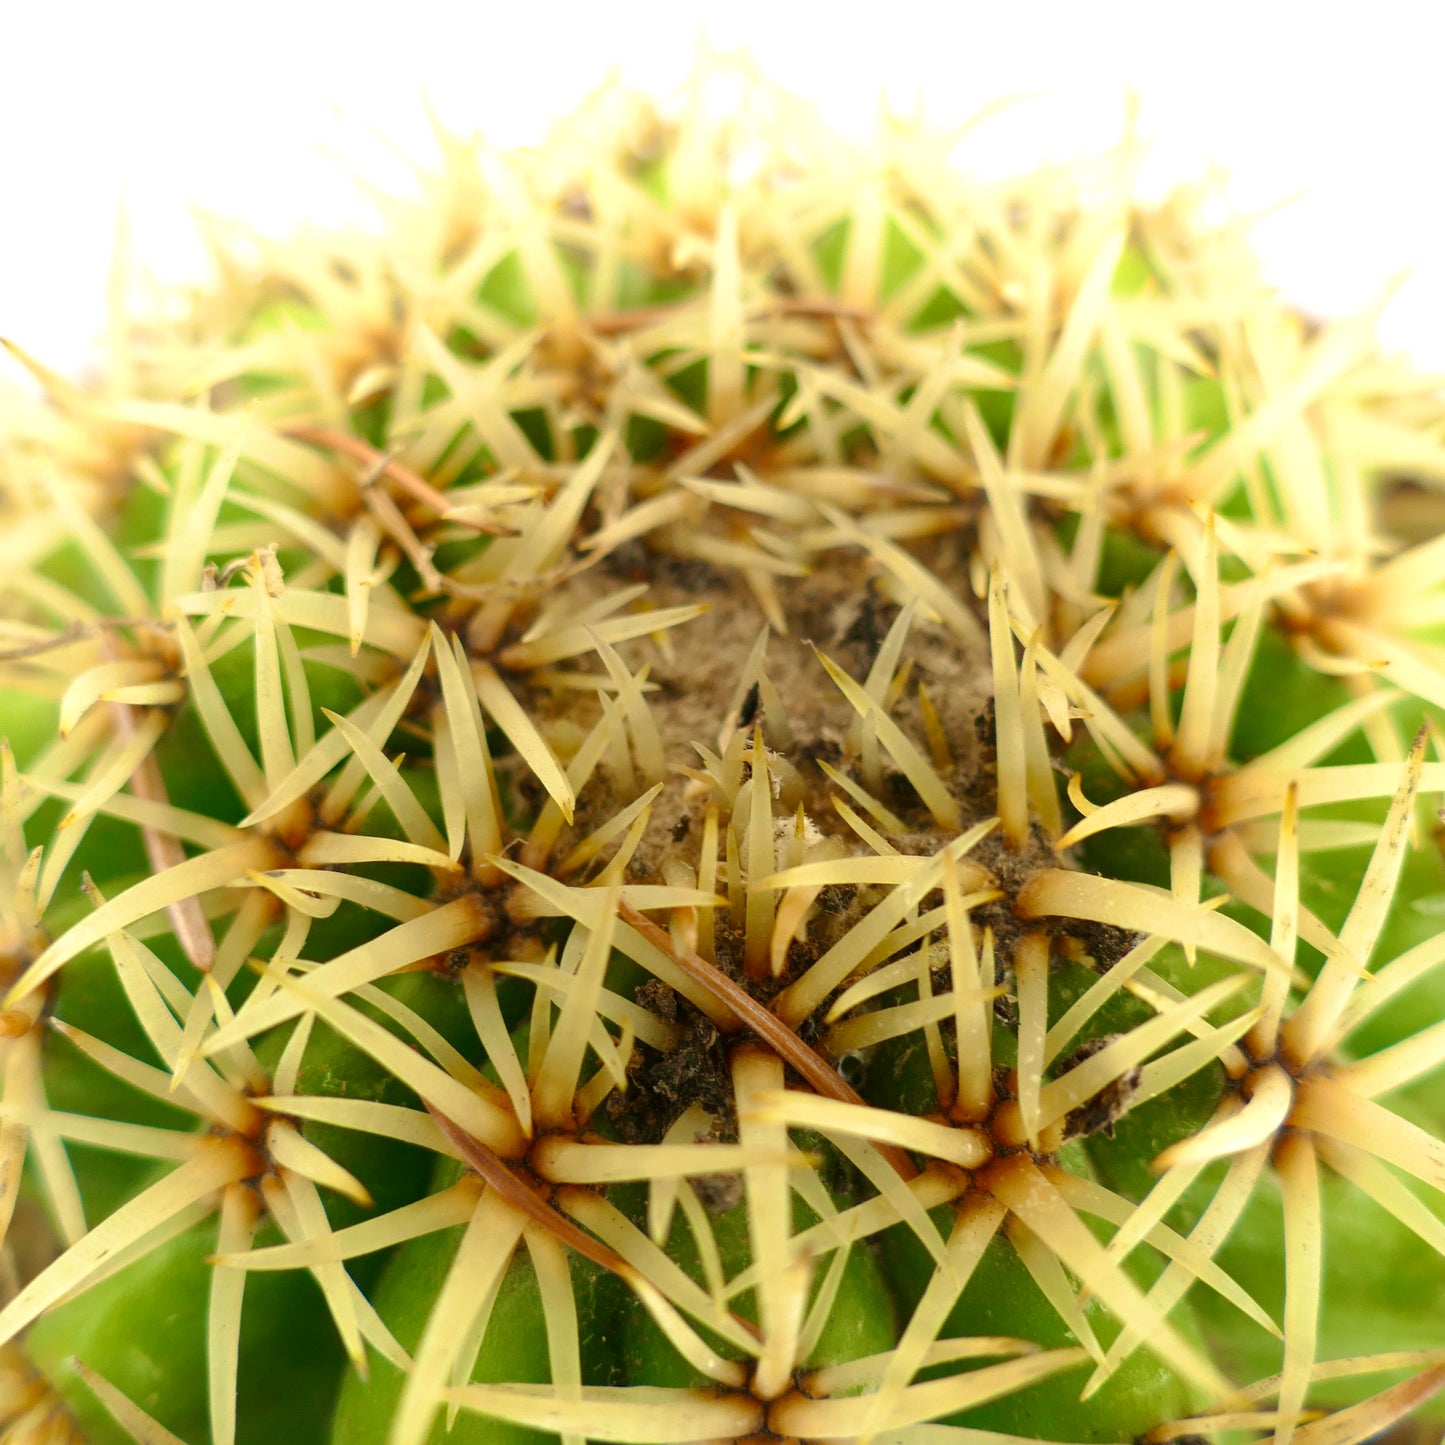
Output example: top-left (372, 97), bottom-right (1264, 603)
top-left (1, 57), bottom-right (1444, 1445)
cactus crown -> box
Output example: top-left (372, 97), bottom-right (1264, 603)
top-left (2, 59), bottom-right (1445, 1445)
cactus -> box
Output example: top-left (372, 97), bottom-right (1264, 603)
top-left (2, 61), bottom-right (1444, 1445)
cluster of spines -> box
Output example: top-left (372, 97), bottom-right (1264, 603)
top-left (1, 57), bottom-right (1444, 1445)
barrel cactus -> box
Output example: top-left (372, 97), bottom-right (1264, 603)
top-left (2, 63), bottom-right (1444, 1445)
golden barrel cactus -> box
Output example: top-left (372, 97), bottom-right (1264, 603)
top-left (1, 64), bottom-right (1443, 1445)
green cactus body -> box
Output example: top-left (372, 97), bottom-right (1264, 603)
top-left (24, 1220), bottom-right (344, 1445)
top-left (330, 1162), bottom-right (567, 1445)
top-left (2, 61), bottom-right (1445, 1445)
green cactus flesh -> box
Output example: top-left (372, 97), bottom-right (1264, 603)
top-left (1, 64), bottom-right (1444, 1445)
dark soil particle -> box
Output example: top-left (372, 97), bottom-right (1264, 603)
top-left (736, 681), bottom-right (761, 729)
top-left (1060, 1036), bottom-right (1143, 1140)
top-left (974, 697), bottom-right (997, 749)
top-left (608, 981), bottom-right (736, 1142)
top-left (839, 588), bottom-right (889, 670)
top-left (1059, 918), bottom-right (1141, 972)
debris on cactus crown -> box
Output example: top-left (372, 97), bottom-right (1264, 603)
top-left (2, 57), bottom-right (1445, 1445)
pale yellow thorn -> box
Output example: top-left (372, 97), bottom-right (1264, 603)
top-left (745, 1089), bottom-right (990, 1172)
top-left (814, 647), bottom-right (961, 831)
top-left (1014, 931), bottom-right (1050, 1150)
top-left (805, 1332), bottom-right (1033, 1400)
top-left (0, 1139), bottom-right (252, 1351)
top-left (1017, 869), bottom-right (1289, 978)
top-left (743, 729), bottom-right (776, 979)
top-left (1291, 1073), bottom-right (1445, 1196)
top-left (733, 1046), bottom-right (799, 1403)
top-left (1044, 933), bottom-right (1168, 1066)
top-left (557, 1188), bottom-right (757, 1360)
top-left (1056, 1170), bottom-right (1279, 1337)
top-left (1057, 782), bottom-right (1200, 851)
top-left (170, 615), bottom-right (268, 811)
top-left (1337, 1016), bottom-right (1445, 1099)
top-left (1252, 781), bottom-right (1300, 1061)
top-left (531, 1135), bottom-right (808, 1186)
top-left (207, 1182), bottom-right (258, 1445)
top-left (1147, 551), bottom-right (1181, 749)
top-left (431, 625), bottom-right (504, 865)
top-left (1274, 1131), bottom-right (1323, 1445)
top-left (389, 1192), bottom-right (528, 1445)
top-left (1170, 511), bottom-right (1221, 780)
top-left (988, 567), bottom-right (1030, 847)
top-left (771, 820), bottom-right (997, 1028)
top-left (213, 1181), bottom-right (481, 1275)
top-left (1011, 1213), bottom-right (1105, 1362)
top-left (1132, 1008), bottom-right (1263, 1111)
top-left (70, 1360), bottom-right (192, 1445)
top-left (441, 1384), bottom-right (764, 1444)
top-left (8, 837), bottom-right (277, 1009)
top-left (1315, 1135), bottom-right (1445, 1260)
top-left (317, 709), bottom-right (448, 853)
top-left (472, 659), bottom-right (576, 822)
top-left (1290, 1366), bottom-right (1445, 1445)
top-left (1036, 975), bottom-right (1252, 1135)
top-left (532, 886), bottom-right (620, 1131)
top-left (1153, 1063), bottom-right (1293, 1173)
top-left (267, 1121), bottom-right (373, 1208)
top-left (1284, 727), bottom-right (1428, 1068)
top-left (1085, 1139), bottom-right (1273, 1395)
top-left (991, 1154), bottom-right (1230, 1400)
top-left (970, 403), bottom-right (1046, 633)
top-left (774, 1345), bottom-right (1090, 1438)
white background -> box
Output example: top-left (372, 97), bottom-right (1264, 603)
top-left (3, 1), bottom-right (1443, 384)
